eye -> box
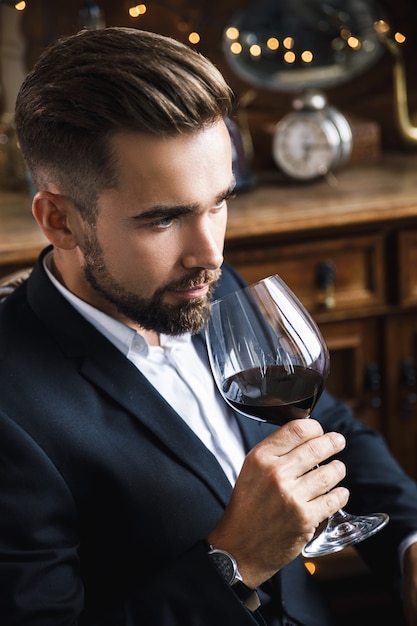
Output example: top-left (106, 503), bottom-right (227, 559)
top-left (152, 216), bottom-right (174, 229)
top-left (213, 198), bottom-right (226, 210)
top-left (213, 192), bottom-right (236, 210)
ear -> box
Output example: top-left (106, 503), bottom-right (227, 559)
top-left (32, 191), bottom-right (79, 250)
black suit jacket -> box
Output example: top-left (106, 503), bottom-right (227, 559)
top-left (1, 248), bottom-right (417, 626)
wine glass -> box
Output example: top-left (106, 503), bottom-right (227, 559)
top-left (206, 274), bottom-right (389, 557)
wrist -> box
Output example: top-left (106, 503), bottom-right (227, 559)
top-left (207, 544), bottom-right (260, 612)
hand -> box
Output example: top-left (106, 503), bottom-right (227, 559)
top-left (403, 542), bottom-right (417, 626)
top-left (207, 418), bottom-right (349, 588)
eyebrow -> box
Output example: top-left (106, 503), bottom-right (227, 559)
top-left (129, 180), bottom-right (236, 222)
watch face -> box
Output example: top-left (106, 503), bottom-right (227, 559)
top-left (209, 550), bottom-right (236, 585)
top-left (272, 108), bottom-right (352, 181)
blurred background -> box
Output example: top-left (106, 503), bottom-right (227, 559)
top-left (0, 0), bottom-right (416, 174)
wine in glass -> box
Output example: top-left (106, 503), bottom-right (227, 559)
top-left (206, 274), bottom-right (389, 557)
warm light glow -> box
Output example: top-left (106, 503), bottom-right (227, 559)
top-left (230, 42), bottom-right (242, 55)
top-left (340, 28), bottom-right (351, 40)
top-left (301, 50), bottom-right (313, 63)
top-left (129, 4), bottom-right (146, 18)
top-left (347, 36), bottom-right (361, 49)
top-left (284, 50), bottom-right (296, 63)
top-left (266, 37), bottom-right (279, 51)
top-left (15, 1), bottom-right (26, 10)
top-left (374, 20), bottom-right (390, 35)
top-left (188, 32), bottom-right (200, 45)
top-left (249, 44), bottom-right (262, 57)
top-left (304, 561), bottom-right (316, 575)
top-left (225, 26), bottom-right (239, 40)
top-left (177, 21), bottom-right (190, 33)
top-left (395, 31), bottom-right (406, 44)
top-left (283, 37), bottom-right (294, 49)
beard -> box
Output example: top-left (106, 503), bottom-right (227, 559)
top-left (80, 231), bottom-right (221, 335)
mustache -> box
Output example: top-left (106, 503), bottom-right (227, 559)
top-left (160, 269), bottom-right (222, 294)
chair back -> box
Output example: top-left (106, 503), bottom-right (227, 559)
top-left (0, 268), bottom-right (32, 302)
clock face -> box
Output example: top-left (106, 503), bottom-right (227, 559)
top-left (272, 108), bottom-right (352, 181)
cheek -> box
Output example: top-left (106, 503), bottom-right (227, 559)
top-left (214, 209), bottom-right (228, 247)
top-left (104, 231), bottom-right (182, 290)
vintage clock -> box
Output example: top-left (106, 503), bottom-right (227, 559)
top-left (272, 91), bottom-right (353, 181)
top-left (223, 0), bottom-right (386, 183)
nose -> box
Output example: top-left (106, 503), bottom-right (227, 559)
top-left (181, 216), bottom-right (224, 270)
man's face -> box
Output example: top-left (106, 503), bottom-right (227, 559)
top-left (71, 121), bottom-right (234, 335)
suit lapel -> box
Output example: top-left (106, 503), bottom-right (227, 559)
top-left (27, 252), bottom-right (233, 506)
top-left (80, 353), bottom-right (234, 505)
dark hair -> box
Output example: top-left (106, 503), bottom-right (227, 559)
top-left (15, 27), bottom-right (234, 218)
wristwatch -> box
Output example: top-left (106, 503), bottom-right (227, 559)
top-left (208, 547), bottom-right (260, 611)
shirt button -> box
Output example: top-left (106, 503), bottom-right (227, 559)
top-left (132, 336), bottom-right (146, 353)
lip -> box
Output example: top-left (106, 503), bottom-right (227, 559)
top-left (171, 283), bottom-right (210, 300)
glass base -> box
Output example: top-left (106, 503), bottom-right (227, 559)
top-left (302, 509), bottom-right (389, 558)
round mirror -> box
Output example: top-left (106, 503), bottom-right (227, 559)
top-left (223, 0), bottom-right (386, 91)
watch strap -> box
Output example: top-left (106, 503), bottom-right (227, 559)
top-left (232, 580), bottom-right (261, 611)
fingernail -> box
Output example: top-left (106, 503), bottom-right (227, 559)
top-left (334, 433), bottom-right (346, 448)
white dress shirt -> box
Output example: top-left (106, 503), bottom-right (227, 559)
top-left (44, 255), bottom-right (246, 485)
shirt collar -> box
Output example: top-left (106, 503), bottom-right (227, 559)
top-left (42, 250), bottom-right (192, 357)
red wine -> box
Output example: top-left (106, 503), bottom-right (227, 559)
top-left (223, 365), bottom-right (324, 425)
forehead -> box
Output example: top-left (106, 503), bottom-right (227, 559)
top-left (95, 123), bottom-right (233, 219)
top-left (108, 123), bottom-right (233, 200)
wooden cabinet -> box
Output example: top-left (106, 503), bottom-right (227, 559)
top-left (385, 312), bottom-right (417, 479)
top-left (225, 153), bottom-right (417, 480)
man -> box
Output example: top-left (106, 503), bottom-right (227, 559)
top-left (0, 26), bottom-right (416, 625)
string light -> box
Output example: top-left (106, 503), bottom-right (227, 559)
top-left (283, 50), bottom-right (296, 63)
top-left (230, 41), bottom-right (242, 55)
top-left (249, 44), bottom-right (261, 58)
top-left (225, 26), bottom-right (239, 41)
top-left (129, 4), bottom-right (147, 18)
top-left (266, 37), bottom-right (279, 51)
top-left (301, 50), bottom-right (313, 63)
top-left (222, 14), bottom-right (407, 72)
top-left (347, 36), bottom-right (361, 50)
top-left (374, 20), bottom-right (390, 35)
top-left (0, 0), bottom-right (26, 9)
top-left (188, 31), bottom-right (200, 45)
top-left (126, 2), bottom-right (203, 45)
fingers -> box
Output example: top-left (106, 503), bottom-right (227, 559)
top-left (303, 462), bottom-right (350, 524)
top-left (263, 418), bottom-right (325, 455)
top-left (293, 431), bottom-right (346, 477)
top-left (208, 419), bottom-right (350, 588)
top-left (255, 418), bottom-right (346, 476)
top-left (305, 459), bottom-right (347, 501)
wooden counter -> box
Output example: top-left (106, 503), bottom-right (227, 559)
top-left (226, 152), bottom-right (417, 241)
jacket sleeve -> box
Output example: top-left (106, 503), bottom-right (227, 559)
top-left (0, 411), bottom-right (83, 625)
top-left (124, 541), bottom-right (265, 626)
top-left (0, 409), bottom-right (265, 626)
